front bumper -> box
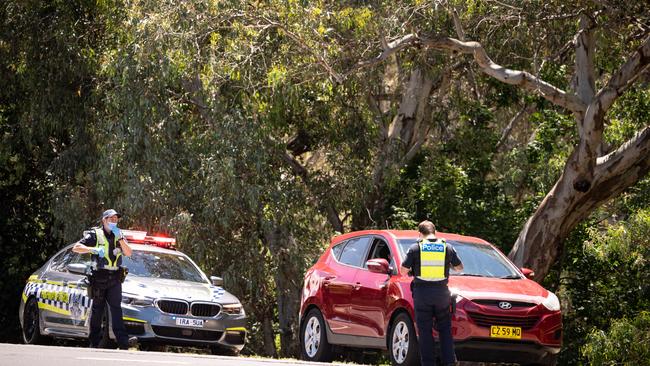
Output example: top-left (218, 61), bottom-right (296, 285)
top-left (120, 304), bottom-right (247, 351)
top-left (448, 300), bottom-right (562, 363)
top-left (455, 338), bottom-right (560, 363)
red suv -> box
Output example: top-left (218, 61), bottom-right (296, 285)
top-left (299, 230), bottom-right (561, 365)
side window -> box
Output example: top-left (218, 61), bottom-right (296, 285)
top-left (50, 248), bottom-right (76, 272)
top-left (367, 238), bottom-right (392, 263)
top-left (339, 237), bottom-right (372, 267)
top-left (330, 241), bottom-right (347, 261)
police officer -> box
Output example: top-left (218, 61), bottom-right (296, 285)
top-left (401, 221), bottom-right (463, 366)
top-left (73, 209), bottom-right (132, 349)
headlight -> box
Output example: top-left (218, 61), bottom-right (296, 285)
top-left (541, 291), bottom-right (560, 311)
top-left (122, 293), bottom-right (154, 306)
top-left (222, 303), bottom-right (243, 315)
top-left (449, 287), bottom-right (464, 303)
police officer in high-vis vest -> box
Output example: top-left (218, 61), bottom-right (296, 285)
top-left (73, 209), bottom-right (132, 349)
top-left (401, 221), bottom-right (463, 366)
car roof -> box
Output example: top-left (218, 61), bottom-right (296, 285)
top-left (331, 229), bottom-right (492, 246)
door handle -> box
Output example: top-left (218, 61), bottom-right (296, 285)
top-left (353, 282), bottom-right (361, 290)
top-left (323, 276), bottom-right (335, 287)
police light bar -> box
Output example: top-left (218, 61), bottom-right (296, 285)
top-left (122, 229), bottom-right (176, 249)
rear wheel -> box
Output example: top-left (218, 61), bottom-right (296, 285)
top-left (300, 308), bottom-right (333, 362)
top-left (22, 298), bottom-right (50, 345)
top-left (388, 312), bottom-right (419, 366)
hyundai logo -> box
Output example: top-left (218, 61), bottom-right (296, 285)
top-left (498, 301), bottom-right (513, 310)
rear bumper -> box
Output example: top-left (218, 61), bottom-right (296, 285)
top-left (455, 338), bottom-right (560, 363)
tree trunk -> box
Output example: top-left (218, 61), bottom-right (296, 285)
top-left (509, 127), bottom-right (650, 279)
top-left (352, 66), bottom-right (437, 230)
top-left (262, 316), bottom-right (277, 357)
top-left (265, 222), bottom-right (301, 358)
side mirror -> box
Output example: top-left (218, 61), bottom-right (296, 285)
top-left (67, 263), bottom-right (89, 275)
top-left (366, 258), bottom-right (390, 274)
top-left (210, 276), bottom-right (224, 286)
top-left (520, 268), bottom-right (535, 279)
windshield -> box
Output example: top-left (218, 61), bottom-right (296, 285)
top-left (397, 239), bottom-right (521, 279)
top-left (122, 250), bottom-right (208, 283)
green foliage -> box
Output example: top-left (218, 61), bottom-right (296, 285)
top-left (582, 312), bottom-right (650, 366)
top-left (387, 101), bottom-right (521, 251)
top-left (556, 207), bottom-right (650, 364)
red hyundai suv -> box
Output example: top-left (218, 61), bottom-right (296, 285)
top-left (299, 230), bottom-right (561, 365)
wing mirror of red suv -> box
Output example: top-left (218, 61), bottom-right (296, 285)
top-left (520, 267), bottom-right (535, 279)
top-left (367, 258), bottom-right (390, 274)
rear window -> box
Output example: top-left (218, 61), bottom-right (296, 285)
top-left (330, 241), bottom-right (346, 260)
top-left (338, 237), bottom-right (371, 267)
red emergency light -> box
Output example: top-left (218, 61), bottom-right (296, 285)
top-left (122, 229), bottom-right (176, 249)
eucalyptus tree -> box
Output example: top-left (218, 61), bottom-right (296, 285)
top-left (251, 0), bottom-right (650, 281)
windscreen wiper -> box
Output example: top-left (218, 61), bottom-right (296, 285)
top-left (499, 274), bottom-right (522, 279)
top-left (454, 273), bottom-right (485, 277)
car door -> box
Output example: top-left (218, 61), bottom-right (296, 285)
top-left (38, 248), bottom-right (78, 333)
top-left (321, 236), bottom-right (372, 335)
top-left (37, 248), bottom-right (90, 336)
top-left (348, 236), bottom-right (394, 338)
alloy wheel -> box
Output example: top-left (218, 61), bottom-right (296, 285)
top-left (392, 320), bottom-right (410, 364)
top-left (303, 316), bottom-right (321, 358)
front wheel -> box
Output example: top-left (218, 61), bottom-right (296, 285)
top-left (300, 308), bottom-right (333, 362)
top-left (389, 312), bottom-right (419, 366)
top-left (22, 297), bottom-right (50, 345)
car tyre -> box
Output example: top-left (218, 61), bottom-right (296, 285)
top-left (209, 345), bottom-right (239, 356)
top-left (140, 343), bottom-right (168, 352)
top-left (388, 312), bottom-right (419, 366)
top-left (22, 297), bottom-right (50, 345)
top-left (300, 308), bottom-right (333, 362)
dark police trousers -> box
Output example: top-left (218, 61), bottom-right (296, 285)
top-left (88, 270), bottom-right (129, 349)
top-left (413, 284), bottom-right (456, 366)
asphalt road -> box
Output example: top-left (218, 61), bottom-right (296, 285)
top-left (0, 344), bottom-right (342, 366)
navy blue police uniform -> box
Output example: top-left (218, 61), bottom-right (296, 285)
top-left (402, 238), bottom-right (462, 366)
top-left (78, 227), bottom-right (129, 349)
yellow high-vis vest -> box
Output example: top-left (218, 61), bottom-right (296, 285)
top-left (94, 228), bottom-right (122, 267)
top-left (418, 238), bottom-right (446, 281)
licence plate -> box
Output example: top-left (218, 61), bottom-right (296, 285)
top-left (175, 318), bottom-right (204, 328)
top-left (490, 325), bottom-right (522, 339)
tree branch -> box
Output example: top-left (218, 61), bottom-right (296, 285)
top-left (595, 36), bottom-right (650, 113)
top-left (451, 8), bottom-right (481, 100)
top-left (260, 17), bottom-right (344, 83)
top-left (348, 34), bottom-right (587, 114)
top-left (574, 14), bottom-right (596, 106)
top-left (595, 126), bottom-right (650, 180)
top-left (496, 104), bottom-right (536, 151)
top-left (420, 36), bottom-right (587, 114)
top-left (281, 152), bottom-right (344, 233)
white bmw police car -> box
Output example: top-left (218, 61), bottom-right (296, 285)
top-left (18, 230), bottom-right (247, 354)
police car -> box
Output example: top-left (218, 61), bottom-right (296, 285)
top-left (18, 230), bottom-right (247, 354)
